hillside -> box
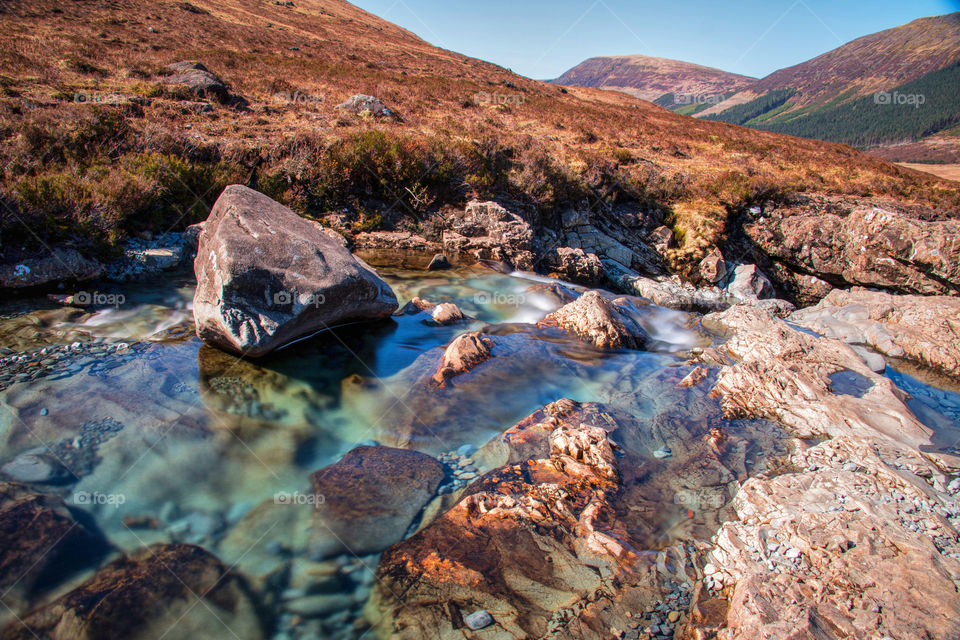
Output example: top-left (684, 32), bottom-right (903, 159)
top-left (0, 0), bottom-right (957, 278)
top-left (549, 55), bottom-right (755, 113)
top-left (699, 13), bottom-right (960, 147)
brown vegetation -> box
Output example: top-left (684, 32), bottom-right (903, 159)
top-left (0, 0), bottom-right (957, 273)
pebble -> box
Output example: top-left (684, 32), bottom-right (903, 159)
top-left (667, 611), bottom-right (680, 623)
top-left (464, 610), bottom-right (494, 630)
top-left (784, 547), bottom-right (801, 559)
top-left (842, 462), bottom-right (861, 472)
top-left (653, 446), bottom-right (672, 459)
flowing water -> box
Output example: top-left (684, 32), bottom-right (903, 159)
top-left (1, 266), bottom-right (958, 638)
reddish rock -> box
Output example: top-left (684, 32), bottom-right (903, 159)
top-left (432, 332), bottom-right (493, 387)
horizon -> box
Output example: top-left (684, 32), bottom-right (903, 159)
top-left (350, 0), bottom-right (960, 80)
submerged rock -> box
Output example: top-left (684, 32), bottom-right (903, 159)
top-left (193, 185), bottom-right (398, 357)
top-left (2, 544), bottom-right (264, 640)
top-left (371, 401), bottom-right (638, 639)
top-left (538, 290), bottom-right (647, 349)
top-left (0, 483), bottom-right (107, 615)
top-left (309, 446), bottom-right (444, 558)
top-left (789, 288), bottom-right (960, 378)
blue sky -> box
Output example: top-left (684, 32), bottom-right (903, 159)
top-left (350, 0), bottom-right (960, 79)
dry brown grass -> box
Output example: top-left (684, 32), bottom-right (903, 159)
top-left (0, 0), bottom-right (957, 267)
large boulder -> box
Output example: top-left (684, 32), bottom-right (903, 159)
top-left (193, 185), bottom-right (398, 357)
top-left (308, 446), bottom-right (444, 558)
top-left (160, 61), bottom-right (234, 104)
top-left (746, 206), bottom-right (960, 300)
top-left (2, 544), bottom-right (264, 640)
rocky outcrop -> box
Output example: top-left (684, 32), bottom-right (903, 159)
top-left (746, 206), bottom-right (960, 300)
top-left (351, 230), bottom-right (439, 253)
top-left (541, 247), bottom-right (606, 286)
top-left (0, 249), bottom-right (102, 289)
top-left (309, 446), bottom-right (444, 558)
top-left (702, 305), bottom-right (952, 461)
top-left (0, 483), bottom-right (107, 614)
top-left (2, 544), bottom-right (264, 640)
top-left (432, 332), bottom-right (493, 386)
top-left (371, 401), bottom-right (640, 639)
top-left (698, 247), bottom-right (726, 284)
top-left (442, 201), bottom-right (535, 270)
top-left (705, 436), bottom-right (960, 639)
top-left (789, 288), bottom-right (960, 378)
top-left (726, 264), bottom-right (774, 302)
top-left (335, 94), bottom-right (395, 118)
top-left (559, 209), bottom-right (661, 275)
top-left (538, 290), bottom-right (648, 349)
top-left (193, 185), bottom-right (398, 357)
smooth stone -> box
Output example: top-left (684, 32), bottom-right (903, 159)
top-left (464, 610), bottom-right (494, 630)
top-left (284, 593), bottom-right (356, 618)
top-left (1, 452), bottom-right (74, 484)
top-left (457, 444), bottom-right (478, 458)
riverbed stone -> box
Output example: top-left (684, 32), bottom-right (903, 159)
top-left (308, 446), bottom-right (444, 558)
top-left (2, 543), bottom-right (264, 640)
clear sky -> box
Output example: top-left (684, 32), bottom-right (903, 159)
top-left (350, 0), bottom-right (960, 80)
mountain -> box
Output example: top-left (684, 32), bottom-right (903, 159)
top-left (0, 0), bottom-right (956, 280)
top-left (698, 13), bottom-right (960, 148)
top-left (549, 55), bottom-right (755, 114)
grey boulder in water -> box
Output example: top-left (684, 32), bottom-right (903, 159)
top-left (193, 185), bottom-right (398, 357)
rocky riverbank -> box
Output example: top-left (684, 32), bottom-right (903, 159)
top-left (0, 185), bottom-right (959, 640)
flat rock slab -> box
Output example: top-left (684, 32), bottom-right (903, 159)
top-left (193, 185), bottom-right (398, 357)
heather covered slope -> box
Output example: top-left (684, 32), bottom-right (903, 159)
top-left (0, 0), bottom-right (957, 276)
top-left (549, 54), bottom-right (755, 112)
